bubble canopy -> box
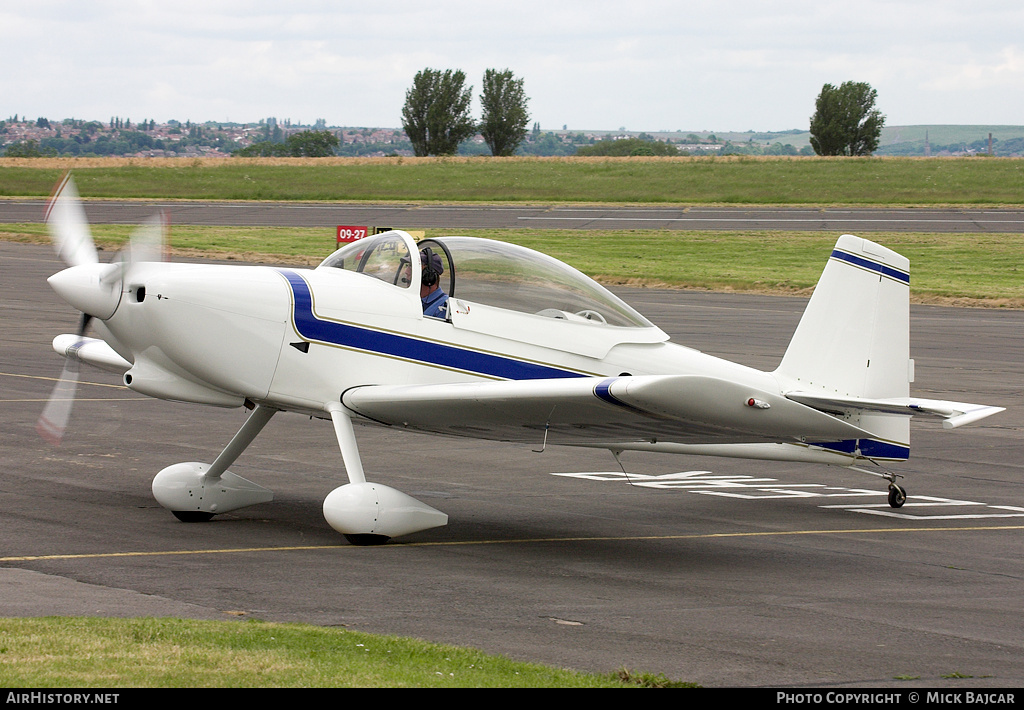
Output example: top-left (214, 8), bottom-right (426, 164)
top-left (319, 233), bottom-right (654, 329)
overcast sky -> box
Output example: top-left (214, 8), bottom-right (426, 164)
top-left (3, 1), bottom-right (1022, 132)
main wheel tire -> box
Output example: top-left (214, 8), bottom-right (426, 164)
top-left (344, 533), bottom-right (390, 546)
top-left (172, 510), bottom-right (215, 522)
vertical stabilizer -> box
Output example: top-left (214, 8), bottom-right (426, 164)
top-left (775, 236), bottom-right (912, 456)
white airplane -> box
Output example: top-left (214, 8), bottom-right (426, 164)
top-left (39, 174), bottom-right (1004, 544)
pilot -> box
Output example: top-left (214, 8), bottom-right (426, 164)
top-left (419, 247), bottom-right (449, 319)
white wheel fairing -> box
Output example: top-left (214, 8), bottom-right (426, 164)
top-left (152, 462), bottom-right (273, 515)
top-left (322, 482), bottom-right (448, 538)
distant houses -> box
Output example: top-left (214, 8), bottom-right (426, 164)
top-left (4, 116), bottom-right (1021, 158)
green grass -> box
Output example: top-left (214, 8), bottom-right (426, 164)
top-left (508, 230), bottom-right (1024, 304)
top-left (0, 617), bottom-right (694, 688)
top-left (6, 223), bottom-right (1021, 305)
top-left (2, 156), bottom-right (1024, 204)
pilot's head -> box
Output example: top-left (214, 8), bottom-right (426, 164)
top-left (420, 247), bottom-right (444, 292)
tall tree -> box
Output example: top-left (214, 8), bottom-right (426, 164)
top-left (479, 69), bottom-right (530, 156)
top-left (809, 81), bottom-right (885, 156)
top-left (401, 69), bottom-right (476, 156)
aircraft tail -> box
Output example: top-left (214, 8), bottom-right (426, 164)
top-left (774, 235), bottom-right (912, 460)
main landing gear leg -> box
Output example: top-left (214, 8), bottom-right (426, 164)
top-left (151, 404), bottom-right (277, 521)
top-left (322, 402), bottom-right (447, 545)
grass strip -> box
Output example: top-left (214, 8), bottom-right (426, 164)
top-left (5, 224), bottom-right (1021, 306)
top-left (0, 617), bottom-right (693, 688)
top-left (2, 156), bottom-right (1024, 205)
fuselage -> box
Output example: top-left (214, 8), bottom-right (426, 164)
top-left (86, 258), bottom-right (780, 421)
top-left (49, 231), bottom-right (956, 472)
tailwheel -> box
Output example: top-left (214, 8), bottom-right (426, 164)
top-left (887, 484), bottom-right (907, 509)
top-left (172, 510), bottom-right (216, 522)
top-left (848, 462), bottom-right (907, 509)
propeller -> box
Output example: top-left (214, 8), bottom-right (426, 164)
top-left (37, 173), bottom-right (167, 444)
top-left (45, 172), bottom-right (98, 268)
top-left (35, 314), bottom-right (87, 445)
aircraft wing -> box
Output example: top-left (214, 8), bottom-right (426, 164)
top-left (341, 375), bottom-right (873, 446)
top-left (785, 391), bottom-right (1005, 430)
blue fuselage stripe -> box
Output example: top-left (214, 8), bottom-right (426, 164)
top-left (278, 269), bottom-right (584, 380)
top-left (810, 439), bottom-right (910, 460)
top-left (830, 250), bottom-right (910, 284)
top-left (593, 378), bottom-right (617, 404)
top-left (594, 377), bottom-right (651, 415)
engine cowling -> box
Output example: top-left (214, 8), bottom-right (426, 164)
top-left (123, 358), bottom-right (243, 408)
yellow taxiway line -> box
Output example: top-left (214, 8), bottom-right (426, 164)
top-left (3, 524), bottom-right (1021, 563)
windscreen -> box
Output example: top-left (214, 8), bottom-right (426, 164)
top-left (319, 232), bottom-right (413, 288)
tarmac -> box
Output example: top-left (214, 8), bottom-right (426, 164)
top-left (2, 239), bottom-right (1022, 687)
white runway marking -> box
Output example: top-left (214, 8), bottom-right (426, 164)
top-left (552, 471), bottom-right (1024, 520)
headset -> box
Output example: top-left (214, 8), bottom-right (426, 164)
top-left (421, 247), bottom-right (442, 288)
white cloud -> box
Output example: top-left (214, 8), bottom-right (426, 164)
top-left (923, 46), bottom-right (1024, 91)
top-left (2, 1), bottom-right (1022, 129)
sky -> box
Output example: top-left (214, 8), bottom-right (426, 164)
top-left (3, 1), bottom-right (1023, 133)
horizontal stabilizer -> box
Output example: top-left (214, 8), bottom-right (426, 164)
top-left (786, 391), bottom-right (1005, 430)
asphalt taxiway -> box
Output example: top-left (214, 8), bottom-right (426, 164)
top-left (1, 240), bottom-right (1022, 687)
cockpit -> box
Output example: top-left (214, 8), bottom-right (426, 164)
top-left (318, 231), bottom-right (655, 330)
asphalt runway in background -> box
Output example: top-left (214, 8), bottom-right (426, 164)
top-left (2, 241), bottom-right (1021, 687)
top-left (4, 199), bottom-right (1024, 233)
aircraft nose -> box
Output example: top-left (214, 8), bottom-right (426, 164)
top-left (47, 262), bottom-right (123, 319)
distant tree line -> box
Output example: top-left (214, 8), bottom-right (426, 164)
top-left (3, 129), bottom-right (236, 157)
top-left (232, 130), bottom-right (340, 157)
top-left (517, 130), bottom-right (591, 157)
top-left (577, 136), bottom-right (681, 157)
top-left (876, 135), bottom-right (1024, 157)
top-left (3, 139), bottom-right (56, 158)
top-left (336, 137), bottom-right (414, 157)
top-left (720, 141), bottom-right (814, 157)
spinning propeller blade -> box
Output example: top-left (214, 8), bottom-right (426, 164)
top-left (123, 213), bottom-right (169, 265)
top-left (100, 212), bottom-right (170, 288)
top-left (46, 172), bottom-right (98, 267)
top-left (36, 360), bottom-right (80, 445)
top-left (35, 313), bottom-right (89, 445)
top-left (39, 174), bottom-right (168, 444)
